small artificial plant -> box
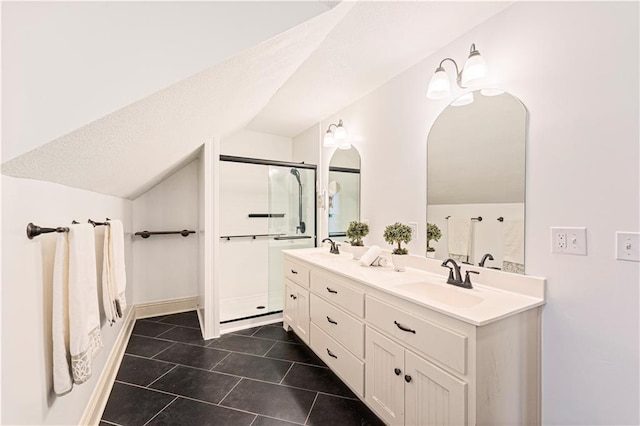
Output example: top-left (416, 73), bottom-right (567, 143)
top-left (346, 220), bottom-right (370, 247)
top-left (383, 222), bottom-right (413, 255)
top-left (426, 223), bottom-right (442, 253)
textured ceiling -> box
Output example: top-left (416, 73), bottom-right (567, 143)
top-left (2, 3), bottom-right (354, 199)
top-left (2, 1), bottom-right (512, 199)
top-left (247, 1), bottom-right (511, 137)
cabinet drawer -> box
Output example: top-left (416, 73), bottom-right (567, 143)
top-left (310, 323), bottom-right (364, 397)
top-left (310, 271), bottom-right (364, 317)
top-left (284, 259), bottom-right (310, 288)
top-left (310, 295), bottom-right (365, 358)
top-left (366, 296), bottom-right (467, 375)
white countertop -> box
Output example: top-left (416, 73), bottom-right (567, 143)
top-left (283, 247), bottom-right (545, 326)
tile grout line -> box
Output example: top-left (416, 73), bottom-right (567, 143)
top-left (279, 362), bottom-right (296, 385)
top-left (149, 341), bottom-right (177, 360)
top-left (100, 419), bottom-right (123, 426)
top-left (217, 377), bottom-right (244, 406)
top-left (145, 364), bottom-right (180, 388)
top-left (210, 351), bottom-right (233, 371)
top-left (262, 340), bottom-right (279, 357)
top-left (141, 396), bottom-right (178, 426)
top-left (153, 325), bottom-right (179, 338)
top-left (303, 392), bottom-right (320, 425)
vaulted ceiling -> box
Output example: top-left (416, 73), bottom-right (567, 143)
top-left (2, 1), bottom-right (511, 199)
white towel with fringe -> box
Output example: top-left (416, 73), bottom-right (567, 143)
top-left (447, 217), bottom-right (471, 262)
top-left (52, 231), bottom-right (72, 395)
top-left (102, 220), bottom-right (127, 324)
top-left (68, 223), bottom-right (103, 384)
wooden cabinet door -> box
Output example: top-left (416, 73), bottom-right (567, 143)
top-left (294, 285), bottom-right (310, 344)
top-left (405, 350), bottom-right (467, 426)
top-left (365, 327), bottom-right (405, 426)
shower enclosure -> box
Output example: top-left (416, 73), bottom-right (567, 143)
top-left (218, 155), bottom-right (316, 323)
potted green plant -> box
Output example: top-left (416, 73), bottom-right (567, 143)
top-left (383, 222), bottom-right (413, 271)
top-left (426, 222), bottom-right (442, 258)
top-left (346, 220), bottom-right (370, 260)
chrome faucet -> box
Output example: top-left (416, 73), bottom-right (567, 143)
top-left (479, 253), bottom-right (494, 267)
top-left (322, 238), bottom-right (340, 254)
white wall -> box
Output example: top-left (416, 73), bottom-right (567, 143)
top-left (1, 175), bottom-right (133, 425)
top-left (221, 129), bottom-right (293, 162)
top-left (307, 2), bottom-right (639, 424)
top-left (132, 160), bottom-right (199, 304)
top-left (1, 1), bottom-right (329, 162)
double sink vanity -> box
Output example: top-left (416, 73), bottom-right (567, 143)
top-left (282, 247), bottom-right (545, 426)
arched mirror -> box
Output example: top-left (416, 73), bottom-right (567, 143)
top-left (328, 147), bottom-right (361, 237)
top-left (427, 89), bottom-right (527, 274)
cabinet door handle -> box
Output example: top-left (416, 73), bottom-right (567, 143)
top-left (394, 321), bottom-right (416, 334)
top-left (394, 368), bottom-right (402, 376)
top-left (326, 287), bottom-right (338, 294)
top-left (405, 375), bottom-right (412, 383)
top-left (292, 295), bottom-right (297, 300)
top-left (291, 269), bottom-right (298, 274)
top-left (327, 348), bottom-right (338, 359)
top-left (326, 316), bottom-right (338, 325)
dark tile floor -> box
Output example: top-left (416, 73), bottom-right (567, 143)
top-left (101, 311), bottom-right (384, 426)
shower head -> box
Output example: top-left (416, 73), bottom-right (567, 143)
top-left (290, 168), bottom-right (301, 184)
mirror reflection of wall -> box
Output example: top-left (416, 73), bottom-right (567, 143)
top-left (427, 89), bottom-right (527, 274)
top-left (328, 147), bottom-right (361, 237)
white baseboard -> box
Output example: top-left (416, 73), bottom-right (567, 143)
top-left (79, 296), bottom-right (199, 425)
top-left (135, 296), bottom-right (199, 319)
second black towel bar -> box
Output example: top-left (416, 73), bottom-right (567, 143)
top-left (135, 230), bottom-right (196, 239)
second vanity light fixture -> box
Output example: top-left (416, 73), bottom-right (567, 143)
top-left (323, 119), bottom-right (351, 150)
top-left (426, 43), bottom-right (488, 101)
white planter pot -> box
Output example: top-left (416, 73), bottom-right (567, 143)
top-left (391, 254), bottom-right (408, 272)
top-left (426, 251), bottom-right (436, 259)
top-left (351, 245), bottom-right (367, 260)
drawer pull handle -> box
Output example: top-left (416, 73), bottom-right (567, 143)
top-left (327, 348), bottom-right (338, 359)
top-left (291, 269), bottom-right (298, 274)
top-left (394, 368), bottom-right (402, 376)
top-left (394, 321), bottom-right (416, 334)
top-left (405, 374), bottom-right (412, 383)
top-left (326, 287), bottom-right (338, 294)
top-left (326, 316), bottom-right (338, 325)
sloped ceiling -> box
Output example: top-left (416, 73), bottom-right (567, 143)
top-left (2, 1), bottom-right (512, 200)
top-left (247, 1), bottom-right (511, 137)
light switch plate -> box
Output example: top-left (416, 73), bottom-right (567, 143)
top-left (551, 227), bottom-right (587, 255)
top-left (616, 232), bottom-right (640, 262)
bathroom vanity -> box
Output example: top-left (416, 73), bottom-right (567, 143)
top-left (282, 247), bottom-right (545, 426)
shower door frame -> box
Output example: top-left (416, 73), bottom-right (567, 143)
top-left (218, 155), bottom-right (317, 324)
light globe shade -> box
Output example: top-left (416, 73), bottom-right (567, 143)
top-left (461, 53), bottom-right (488, 87)
top-left (323, 131), bottom-right (336, 148)
top-left (426, 68), bottom-right (451, 100)
top-left (334, 124), bottom-right (348, 143)
top-left (451, 92), bottom-right (474, 107)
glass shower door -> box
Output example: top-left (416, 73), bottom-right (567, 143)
top-left (267, 165), bottom-right (316, 312)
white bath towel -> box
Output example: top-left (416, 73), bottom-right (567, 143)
top-left (52, 232), bottom-right (72, 395)
top-left (502, 219), bottom-right (524, 268)
top-left (360, 245), bottom-right (382, 266)
top-left (447, 217), bottom-right (471, 262)
top-left (68, 223), bottom-right (103, 384)
top-left (102, 220), bottom-right (127, 324)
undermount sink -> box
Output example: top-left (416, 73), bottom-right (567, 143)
top-left (395, 281), bottom-right (484, 308)
top-left (304, 252), bottom-right (342, 260)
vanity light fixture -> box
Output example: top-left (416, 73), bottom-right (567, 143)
top-left (426, 43), bottom-right (488, 100)
top-left (323, 119), bottom-right (350, 149)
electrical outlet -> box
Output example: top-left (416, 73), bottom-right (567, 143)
top-left (616, 232), bottom-right (640, 262)
top-left (408, 222), bottom-right (418, 239)
top-left (551, 227), bottom-right (587, 255)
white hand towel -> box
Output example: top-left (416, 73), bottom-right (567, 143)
top-left (68, 223), bottom-right (103, 384)
top-left (502, 219), bottom-right (524, 265)
top-left (360, 245), bottom-right (382, 266)
top-left (52, 232), bottom-right (73, 395)
top-left (447, 217), bottom-right (471, 261)
top-left (102, 220), bottom-right (127, 323)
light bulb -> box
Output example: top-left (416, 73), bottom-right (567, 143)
top-left (426, 67), bottom-right (451, 100)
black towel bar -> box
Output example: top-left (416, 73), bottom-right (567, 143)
top-left (26, 223), bottom-right (69, 239)
top-left (135, 230), bottom-right (196, 239)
